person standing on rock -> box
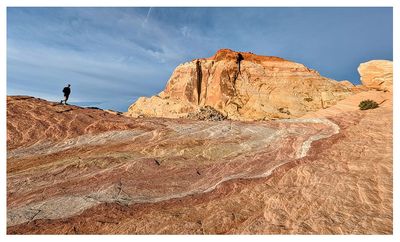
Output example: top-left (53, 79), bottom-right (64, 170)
top-left (60, 84), bottom-right (71, 105)
top-left (236, 53), bottom-right (244, 72)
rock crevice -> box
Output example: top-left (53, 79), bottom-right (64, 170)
top-left (196, 60), bottom-right (203, 105)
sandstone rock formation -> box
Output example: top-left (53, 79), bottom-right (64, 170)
top-left (127, 49), bottom-right (352, 121)
top-left (358, 60), bottom-right (393, 92)
top-left (7, 92), bottom-right (392, 234)
top-left (339, 80), bottom-right (355, 89)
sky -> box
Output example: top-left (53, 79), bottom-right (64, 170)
top-left (7, 7), bottom-right (393, 111)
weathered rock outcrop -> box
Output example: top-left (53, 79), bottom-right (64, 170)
top-left (127, 49), bottom-right (353, 121)
top-left (358, 60), bottom-right (393, 92)
top-left (6, 96), bottom-right (151, 150)
top-left (339, 80), bottom-right (355, 89)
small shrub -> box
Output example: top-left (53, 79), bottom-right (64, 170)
top-left (304, 97), bottom-right (313, 102)
top-left (359, 99), bottom-right (379, 110)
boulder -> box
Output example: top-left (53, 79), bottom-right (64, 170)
top-left (358, 60), bottom-right (393, 92)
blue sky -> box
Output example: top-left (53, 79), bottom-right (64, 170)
top-left (7, 7), bottom-right (393, 111)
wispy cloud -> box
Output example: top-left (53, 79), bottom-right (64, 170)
top-left (142, 7), bottom-right (152, 26)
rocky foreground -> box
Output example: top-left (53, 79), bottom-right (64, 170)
top-left (7, 89), bottom-right (392, 234)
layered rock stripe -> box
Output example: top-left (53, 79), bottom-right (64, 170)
top-left (127, 49), bottom-right (353, 121)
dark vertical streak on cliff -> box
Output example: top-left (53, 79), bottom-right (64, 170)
top-left (196, 60), bottom-right (203, 105)
top-left (233, 53), bottom-right (244, 91)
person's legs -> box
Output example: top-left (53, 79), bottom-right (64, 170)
top-left (64, 95), bottom-right (69, 105)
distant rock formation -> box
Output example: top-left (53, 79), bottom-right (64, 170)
top-left (104, 109), bottom-right (123, 115)
top-left (358, 60), bottom-right (393, 92)
top-left (339, 80), bottom-right (355, 89)
top-left (126, 49), bottom-right (353, 121)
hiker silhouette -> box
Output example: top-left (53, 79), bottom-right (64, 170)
top-left (236, 53), bottom-right (244, 72)
top-left (60, 84), bottom-right (71, 105)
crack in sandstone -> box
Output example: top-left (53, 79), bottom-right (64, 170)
top-left (196, 60), bottom-right (203, 105)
